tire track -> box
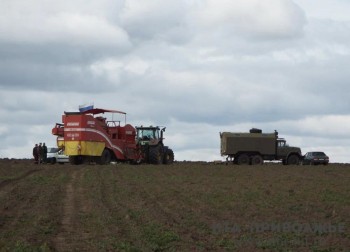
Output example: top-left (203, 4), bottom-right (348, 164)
top-left (53, 167), bottom-right (94, 251)
top-left (53, 169), bottom-right (78, 251)
top-left (0, 169), bottom-right (44, 231)
top-left (0, 169), bottom-right (42, 189)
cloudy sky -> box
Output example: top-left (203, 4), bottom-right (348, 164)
top-left (1, 0), bottom-right (350, 162)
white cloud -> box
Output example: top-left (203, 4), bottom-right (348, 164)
top-left (120, 0), bottom-right (189, 42)
top-left (294, 0), bottom-right (350, 21)
top-left (0, 11), bottom-right (130, 48)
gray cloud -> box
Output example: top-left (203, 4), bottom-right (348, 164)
top-left (192, 0), bottom-right (306, 40)
top-left (1, 0), bottom-right (350, 162)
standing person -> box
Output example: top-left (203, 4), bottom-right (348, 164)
top-left (33, 144), bottom-right (39, 164)
top-left (39, 143), bottom-right (43, 164)
top-left (42, 143), bottom-right (48, 164)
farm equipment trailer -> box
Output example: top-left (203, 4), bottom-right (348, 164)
top-left (52, 108), bottom-right (174, 165)
top-left (220, 128), bottom-right (302, 165)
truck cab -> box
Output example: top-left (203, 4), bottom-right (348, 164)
top-left (276, 138), bottom-right (302, 165)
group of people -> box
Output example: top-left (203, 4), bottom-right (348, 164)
top-left (32, 143), bottom-right (47, 164)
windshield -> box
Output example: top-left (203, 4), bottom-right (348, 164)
top-left (48, 147), bottom-right (59, 153)
top-left (137, 129), bottom-right (158, 140)
top-left (312, 152), bottom-right (326, 156)
top-left (277, 141), bottom-right (286, 147)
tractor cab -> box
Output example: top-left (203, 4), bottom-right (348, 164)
top-left (136, 126), bottom-right (165, 146)
top-left (135, 126), bottom-right (174, 164)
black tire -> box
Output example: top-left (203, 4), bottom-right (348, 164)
top-left (69, 156), bottom-right (83, 165)
top-left (287, 154), bottom-right (299, 165)
top-left (149, 146), bottom-right (162, 164)
top-left (163, 148), bottom-right (174, 164)
top-left (51, 158), bottom-right (56, 165)
top-left (237, 154), bottom-right (250, 165)
top-left (98, 149), bottom-right (111, 165)
top-left (251, 155), bottom-right (263, 165)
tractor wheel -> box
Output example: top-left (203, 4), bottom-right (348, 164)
top-left (163, 148), bottom-right (174, 164)
top-left (149, 146), bottom-right (162, 164)
top-left (237, 154), bottom-right (250, 165)
top-left (69, 156), bottom-right (83, 165)
top-left (287, 154), bottom-right (299, 165)
top-left (98, 149), bottom-right (111, 165)
top-left (251, 155), bottom-right (263, 165)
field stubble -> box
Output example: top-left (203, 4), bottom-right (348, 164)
top-left (0, 160), bottom-right (349, 251)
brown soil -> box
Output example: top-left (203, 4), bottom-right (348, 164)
top-left (0, 161), bottom-right (349, 251)
top-left (52, 167), bottom-right (95, 251)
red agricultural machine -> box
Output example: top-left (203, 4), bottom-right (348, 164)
top-left (52, 108), bottom-right (174, 165)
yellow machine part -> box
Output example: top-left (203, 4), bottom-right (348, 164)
top-left (57, 139), bottom-right (65, 149)
top-left (64, 141), bottom-right (105, 156)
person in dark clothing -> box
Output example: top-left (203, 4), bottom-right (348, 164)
top-left (39, 143), bottom-right (43, 164)
top-left (42, 143), bottom-right (48, 163)
top-left (33, 144), bottom-right (39, 164)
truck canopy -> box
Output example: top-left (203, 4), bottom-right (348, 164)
top-left (220, 132), bottom-right (277, 156)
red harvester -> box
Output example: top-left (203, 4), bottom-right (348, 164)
top-left (52, 108), bottom-right (174, 165)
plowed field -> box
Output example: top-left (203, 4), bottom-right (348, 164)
top-left (0, 160), bottom-right (349, 251)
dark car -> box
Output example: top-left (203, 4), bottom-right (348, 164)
top-left (302, 152), bottom-right (329, 165)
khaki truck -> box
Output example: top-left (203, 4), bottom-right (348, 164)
top-left (220, 128), bottom-right (302, 165)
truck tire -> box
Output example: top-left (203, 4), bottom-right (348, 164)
top-left (251, 155), bottom-right (263, 165)
top-left (98, 149), bottom-right (111, 165)
top-left (149, 146), bottom-right (162, 164)
top-left (237, 154), bottom-right (250, 165)
top-left (163, 148), bottom-right (174, 164)
top-left (287, 154), bottom-right (299, 165)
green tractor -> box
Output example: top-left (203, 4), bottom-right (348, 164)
top-left (136, 126), bottom-right (174, 164)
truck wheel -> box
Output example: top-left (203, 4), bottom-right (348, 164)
top-left (251, 155), bottom-right (263, 165)
top-left (287, 155), bottom-right (299, 165)
top-left (149, 146), bottom-right (162, 164)
top-left (98, 149), bottom-right (111, 165)
top-left (237, 154), bottom-right (250, 165)
top-left (163, 148), bottom-right (174, 164)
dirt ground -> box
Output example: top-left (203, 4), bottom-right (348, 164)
top-left (0, 160), bottom-right (349, 251)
